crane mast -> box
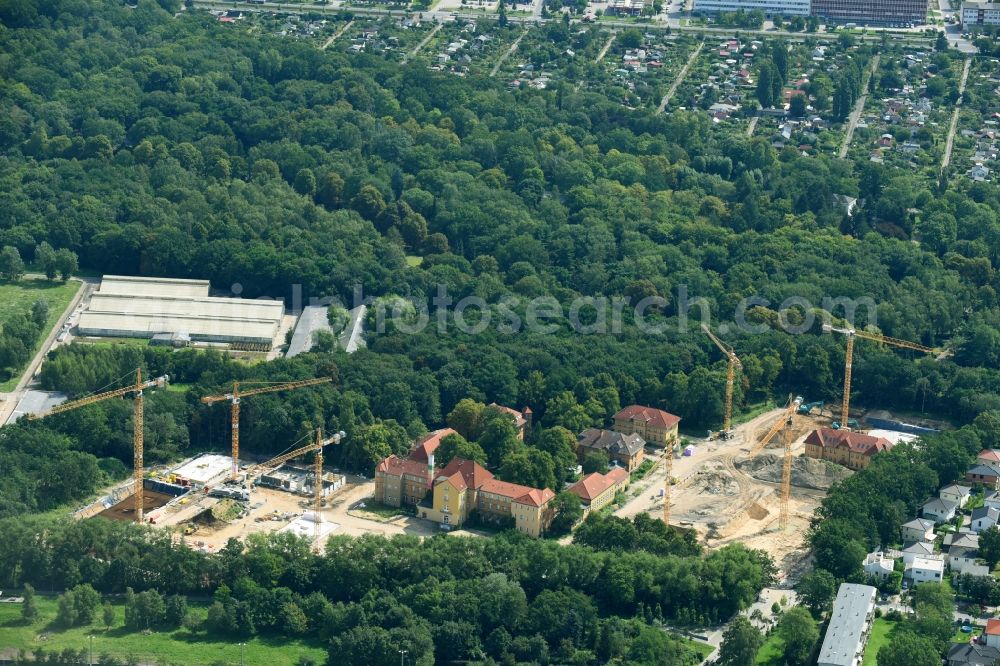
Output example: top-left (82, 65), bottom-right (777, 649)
top-left (702, 324), bottom-right (742, 439)
top-left (201, 377), bottom-right (332, 480)
top-left (29, 368), bottom-right (168, 524)
top-left (823, 325), bottom-right (938, 430)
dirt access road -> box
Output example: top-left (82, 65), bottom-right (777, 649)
top-left (615, 406), bottom-right (828, 579)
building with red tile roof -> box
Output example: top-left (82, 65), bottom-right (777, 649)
top-left (409, 427), bottom-right (457, 463)
top-left (374, 454), bottom-right (434, 507)
top-left (488, 403), bottom-right (532, 440)
top-left (418, 457), bottom-right (556, 537)
top-left (568, 467), bottom-right (630, 513)
top-left (612, 405), bottom-right (681, 448)
top-left (804, 428), bottom-right (894, 470)
top-left (979, 449), bottom-right (1000, 465)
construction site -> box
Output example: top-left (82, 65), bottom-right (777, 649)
top-left (614, 324), bottom-right (948, 580)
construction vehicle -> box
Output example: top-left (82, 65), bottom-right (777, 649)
top-left (831, 418), bottom-right (860, 430)
top-left (702, 324), bottom-right (742, 440)
top-left (200, 377), bottom-right (332, 480)
top-left (797, 400), bottom-right (824, 416)
top-left (823, 325), bottom-right (941, 431)
top-left (29, 368), bottom-right (169, 524)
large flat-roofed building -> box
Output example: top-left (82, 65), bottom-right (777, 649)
top-left (693, 0), bottom-right (809, 15)
top-left (817, 583), bottom-right (877, 666)
top-left (77, 275), bottom-right (283, 346)
top-left (812, 0), bottom-right (928, 24)
top-left (961, 1), bottom-right (1000, 27)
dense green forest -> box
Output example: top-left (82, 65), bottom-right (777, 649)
top-left (1, 0), bottom-right (999, 512)
top-left (0, 516), bottom-right (774, 664)
top-left (2, 0), bottom-right (1000, 660)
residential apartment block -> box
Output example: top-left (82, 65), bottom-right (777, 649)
top-left (961, 1), bottom-right (1000, 28)
top-left (811, 0), bottom-right (928, 24)
top-left (817, 584), bottom-right (877, 666)
top-left (693, 0), bottom-right (810, 15)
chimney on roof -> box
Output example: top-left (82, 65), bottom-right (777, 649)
top-left (427, 454), bottom-right (435, 489)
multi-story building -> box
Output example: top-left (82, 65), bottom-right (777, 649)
top-left (812, 0), bottom-right (928, 25)
top-left (816, 584), bottom-right (877, 666)
top-left (488, 404), bottom-right (531, 440)
top-left (419, 458), bottom-right (556, 537)
top-left (692, 0), bottom-right (809, 15)
top-left (804, 428), bottom-right (894, 470)
top-left (374, 455), bottom-right (433, 507)
top-left (576, 429), bottom-right (646, 472)
top-left (612, 405), bottom-right (680, 447)
top-left (961, 1), bottom-right (1000, 28)
top-left (568, 467), bottom-right (630, 514)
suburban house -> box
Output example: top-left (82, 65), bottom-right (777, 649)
top-left (986, 619), bottom-right (1000, 649)
top-left (900, 517), bottom-right (935, 543)
top-left (576, 428), bottom-right (646, 472)
top-left (863, 551), bottom-right (895, 581)
top-left (804, 429), bottom-right (894, 470)
top-left (950, 545), bottom-right (983, 574)
top-left (374, 455), bottom-right (433, 508)
top-left (816, 584), bottom-right (877, 666)
top-left (985, 490), bottom-right (1000, 511)
top-left (902, 541), bottom-right (936, 564)
top-left (905, 556), bottom-right (944, 584)
top-left (967, 463), bottom-right (1000, 490)
top-left (488, 403), bottom-right (531, 440)
top-left (612, 404), bottom-right (680, 448)
top-left (940, 484), bottom-right (973, 508)
top-left (419, 457), bottom-right (555, 537)
top-left (972, 506), bottom-right (1000, 533)
top-left (922, 497), bottom-right (959, 523)
top-left (568, 467), bottom-right (630, 514)
top-left (979, 449), bottom-right (1000, 465)
top-left (946, 642), bottom-right (1000, 666)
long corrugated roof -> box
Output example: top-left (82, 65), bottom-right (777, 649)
top-left (817, 584), bottom-right (876, 666)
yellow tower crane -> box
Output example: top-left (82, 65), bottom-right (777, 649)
top-left (702, 324), bottom-right (743, 440)
top-left (240, 428), bottom-right (344, 549)
top-left (747, 395), bottom-right (802, 531)
top-left (200, 377), bottom-right (332, 480)
top-left (664, 448), bottom-right (673, 526)
top-left (823, 325), bottom-right (940, 430)
top-left (29, 368), bottom-right (169, 524)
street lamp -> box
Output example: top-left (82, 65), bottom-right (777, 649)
top-left (88, 635), bottom-right (93, 666)
top-left (240, 642), bottom-right (246, 666)
top-left (398, 649), bottom-right (408, 666)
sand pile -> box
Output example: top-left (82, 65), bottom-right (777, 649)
top-left (736, 454), bottom-right (851, 490)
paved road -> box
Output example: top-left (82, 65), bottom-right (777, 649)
top-left (191, 0), bottom-right (949, 48)
top-left (746, 115), bottom-right (758, 136)
top-left (941, 57), bottom-right (972, 172)
top-left (0, 277), bottom-right (91, 425)
top-left (656, 40), bottom-right (703, 114)
top-left (838, 54), bottom-right (880, 159)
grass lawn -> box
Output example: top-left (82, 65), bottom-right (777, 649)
top-left (405, 255), bottom-right (424, 267)
top-left (0, 597), bottom-right (326, 665)
top-left (683, 637), bottom-right (713, 662)
top-left (0, 278), bottom-right (81, 392)
top-left (861, 618), bottom-right (898, 666)
top-left (756, 632), bottom-right (783, 665)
